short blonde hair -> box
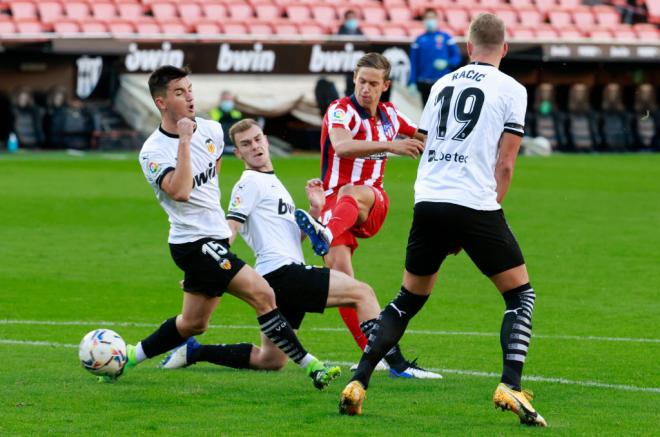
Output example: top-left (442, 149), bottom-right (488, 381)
top-left (355, 52), bottom-right (391, 80)
top-left (468, 13), bottom-right (506, 50)
top-left (229, 118), bottom-right (260, 145)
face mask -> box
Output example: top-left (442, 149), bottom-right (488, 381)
top-left (345, 18), bottom-right (358, 31)
top-left (220, 100), bottom-right (234, 112)
top-left (424, 19), bottom-right (437, 32)
top-left (539, 100), bottom-right (552, 115)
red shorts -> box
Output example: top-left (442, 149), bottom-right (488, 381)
top-left (320, 187), bottom-right (389, 254)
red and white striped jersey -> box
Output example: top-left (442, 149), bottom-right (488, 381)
top-left (320, 95), bottom-right (417, 195)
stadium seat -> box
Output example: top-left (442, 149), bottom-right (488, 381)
top-left (386, 5), bottom-right (412, 23)
top-left (444, 7), bottom-right (469, 31)
top-left (91, 3), bottom-right (118, 21)
top-left (381, 22), bottom-right (407, 37)
top-left (593, 5), bottom-right (620, 27)
top-left (310, 5), bottom-right (336, 23)
top-left (517, 7), bottom-right (544, 26)
top-left (135, 20), bottom-right (161, 35)
top-left (15, 19), bottom-right (44, 33)
top-left (253, 2), bottom-right (281, 20)
top-left (510, 27), bottom-right (535, 39)
top-left (493, 6), bottom-right (518, 27)
top-left (37, 2), bottom-right (63, 24)
top-left (534, 0), bottom-right (556, 12)
top-left (361, 5), bottom-right (386, 24)
top-left (151, 2), bottom-right (177, 21)
top-left (406, 20), bottom-right (426, 37)
top-left (548, 10), bottom-right (572, 28)
top-left (64, 2), bottom-right (91, 21)
top-left (195, 20), bottom-right (221, 35)
top-left (159, 19), bottom-right (189, 35)
top-left (610, 24), bottom-right (636, 40)
top-left (247, 21), bottom-right (273, 35)
top-left (479, 0), bottom-right (504, 6)
top-left (9, 2), bottom-right (38, 21)
top-left (0, 20), bottom-right (17, 35)
top-left (80, 20), bottom-right (108, 33)
top-left (633, 23), bottom-right (659, 39)
top-left (298, 22), bottom-right (325, 35)
top-left (557, 0), bottom-right (580, 9)
top-left (360, 23), bottom-right (381, 37)
top-left (227, 3), bottom-right (254, 20)
top-left (572, 7), bottom-right (596, 29)
top-left (272, 21), bottom-right (298, 35)
top-left (222, 21), bottom-right (248, 34)
top-left (117, 3), bottom-right (143, 20)
top-left (201, 3), bottom-right (227, 20)
top-left (177, 3), bottom-right (202, 22)
top-left (535, 25), bottom-right (558, 38)
top-left (285, 4), bottom-right (311, 22)
top-left (107, 20), bottom-right (135, 35)
top-left (557, 26), bottom-right (583, 38)
top-left (468, 8), bottom-right (492, 21)
top-left (509, 0), bottom-right (534, 8)
top-left (588, 28), bottom-right (612, 40)
top-left (53, 19), bottom-right (80, 33)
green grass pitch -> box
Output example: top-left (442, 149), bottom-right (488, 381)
top-left (0, 152), bottom-right (658, 436)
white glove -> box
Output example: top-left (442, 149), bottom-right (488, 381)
top-left (433, 59), bottom-right (448, 71)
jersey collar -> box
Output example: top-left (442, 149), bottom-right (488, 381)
top-left (469, 61), bottom-right (495, 67)
top-left (246, 169), bottom-right (275, 174)
top-left (158, 124), bottom-right (197, 138)
top-left (349, 95), bottom-right (373, 120)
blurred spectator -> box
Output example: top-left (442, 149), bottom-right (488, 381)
top-left (612, 0), bottom-right (648, 24)
top-left (409, 9), bottom-right (462, 105)
top-left (209, 90), bottom-right (243, 146)
top-left (11, 87), bottom-right (45, 149)
top-left (314, 77), bottom-right (340, 118)
top-left (528, 83), bottom-right (568, 151)
top-left (337, 10), bottom-right (363, 36)
top-left (566, 84), bottom-right (600, 152)
top-left (599, 83), bottom-right (634, 150)
top-left (633, 84), bottom-right (659, 150)
top-left (44, 86), bottom-right (94, 149)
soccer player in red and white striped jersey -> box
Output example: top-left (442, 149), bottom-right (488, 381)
top-left (297, 53), bottom-right (426, 358)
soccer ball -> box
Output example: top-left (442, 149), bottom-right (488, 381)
top-left (79, 329), bottom-right (127, 378)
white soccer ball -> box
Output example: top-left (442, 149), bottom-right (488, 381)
top-left (79, 329), bottom-right (127, 378)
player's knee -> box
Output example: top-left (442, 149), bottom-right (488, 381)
top-left (246, 280), bottom-right (277, 313)
top-left (179, 318), bottom-right (208, 336)
top-left (259, 354), bottom-right (287, 371)
top-left (337, 184), bottom-right (359, 199)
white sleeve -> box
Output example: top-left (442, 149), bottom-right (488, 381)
top-left (503, 82), bottom-right (527, 137)
top-left (418, 87), bottom-right (438, 135)
top-left (139, 147), bottom-right (176, 189)
top-left (226, 178), bottom-right (260, 224)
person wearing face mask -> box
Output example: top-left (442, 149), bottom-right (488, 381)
top-left (337, 10), bottom-right (363, 36)
top-left (409, 9), bottom-right (462, 105)
top-left (209, 90), bottom-right (242, 146)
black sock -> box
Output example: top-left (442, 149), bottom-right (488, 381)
top-left (500, 283), bottom-right (535, 391)
top-left (359, 319), bottom-right (407, 372)
top-left (140, 317), bottom-right (186, 359)
top-left (257, 308), bottom-right (308, 365)
top-left (352, 287), bottom-right (428, 388)
top-left (190, 343), bottom-right (253, 369)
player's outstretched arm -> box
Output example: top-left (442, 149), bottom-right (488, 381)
top-left (306, 178), bottom-right (325, 219)
top-left (227, 219), bottom-right (241, 246)
top-left (495, 132), bottom-right (522, 204)
top-left (330, 128), bottom-right (424, 159)
top-left (161, 118), bottom-right (195, 201)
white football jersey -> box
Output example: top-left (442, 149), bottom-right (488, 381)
top-left (415, 62), bottom-right (527, 210)
top-left (226, 170), bottom-right (305, 276)
top-left (139, 117), bottom-right (232, 244)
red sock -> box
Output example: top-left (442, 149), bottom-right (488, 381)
top-left (339, 307), bottom-right (368, 351)
top-left (327, 195), bottom-right (359, 239)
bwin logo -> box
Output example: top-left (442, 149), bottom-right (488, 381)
top-left (216, 43), bottom-right (276, 72)
top-left (308, 43), bottom-right (365, 73)
top-left (278, 198), bottom-right (295, 215)
top-left (125, 42), bottom-right (184, 72)
top-left (193, 162), bottom-right (216, 188)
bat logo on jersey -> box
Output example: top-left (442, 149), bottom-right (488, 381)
top-left (219, 259), bottom-right (232, 270)
top-left (205, 138), bottom-right (216, 155)
top-left (193, 162), bottom-right (217, 188)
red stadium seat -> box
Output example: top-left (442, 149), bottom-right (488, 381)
top-left (557, 0), bottom-right (580, 9)
top-left (159, 19), bottom-right (189, 35)
top-left (534, 25), bottom-right (558, 38)
top-left (177, 3), bottom-right (202, 22)
top-left (227, 3), bottom-right (253, 20)
top-left (310, 4), bottom-right (336, 23)
top-left (247, 21), bottom-right (273, 35)
top-left (107, 20), bottom-right (135, 35)
top-left (360, 23), bottom-right (381, 37)
top-left (556, 26), bottom-right (583, 38)
top-left (91, 3), bottom-right (118, 21)
top-left (509, 0), bottom-right (534, 8)
top-left (151, 2), bottom-right (177, 21)
top-left (253, 2), bottom-right (281, 20)
top-left (610, 24), bottom-right (636, 40)
top-left (534, 0), bottom-right (556, 12)
top-left (633, 23), bottom-right (659, 39)
top-left (53, 19), bottom-right (80, 33)
top-left (381, 22), bottom-right (407, 37)
top-left (15, 19), bottom-right (44, 33)
top-left (135, 20), bottom-right (161, 34)
top-left (444, 7), bottom-right (469, 31)
top-left (285, 4), bottom-right (310, 22)
top-left (0, 20), bottom-right (17, 35)
top-left (37, 2), bottom-right (63, 23)
top-left (272, 21), bottom-right (298, 35)
top-left (479, 0), bottom-right (504, 7)
top-left (572, 7), bottom-right (596, 29)
top-left (548, 10), bottom-right (572, 28)
top-left (298, 22), bottom-right (325, 35)
top-left (201, 3), bottom-right (227, 20)
top-left (117, 3), bottom-right (143, 20)
top-left (517, 7), bottom-right (544, 26)
top-left (222, 21), bottom-right (248, 34)
top-left (80, 20), bottom-right (108, 33)
top-left (588, 28), bottom-right (612, 40)
top-left (64, 2), bottom-right (91, 21)
top-left (406, 20), bottom-right (426, 37)
top-left (386, 5), bottom-right (412, 23)
top-left (510, 27), bottom-right (534, 39)
top-left (9, 2), bottom-right (38, 20)
top-left (493, 7), bottom-right (518, 27)
top-left (361, 5), bottom-right (386, 24)
top-left (593, 6), bottom-right (620, 28)
top-left (469, 8), bottom-right (492, 21)
top-left (195, 20), bottom-right (221, 35)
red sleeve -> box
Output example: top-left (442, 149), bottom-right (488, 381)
top-left (326, 99), bottom-right (352, 130)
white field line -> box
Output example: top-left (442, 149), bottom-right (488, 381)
top-left (1, 319), bottom-right (659, 344)
top-left (1, 339), bottom-right (658, 394)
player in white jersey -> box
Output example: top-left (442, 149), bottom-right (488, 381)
top-left (116, 66), bottom-right (340, 390)
top-left (340, 14), bottom-right (547, 427)
top-left (159, 119), bottom-right (440, 380)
